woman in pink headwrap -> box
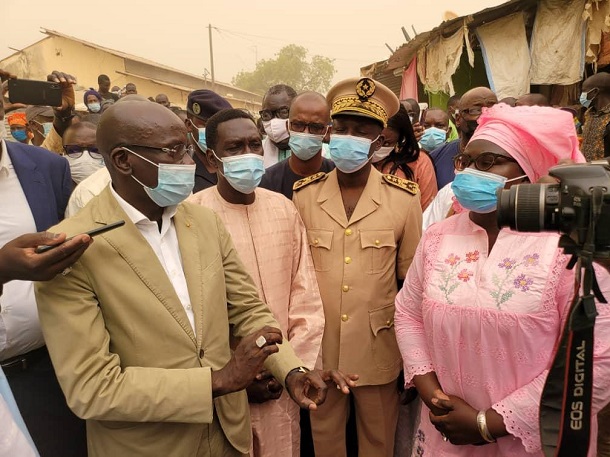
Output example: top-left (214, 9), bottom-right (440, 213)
top-left (395, 104), bottom-right (610, 456)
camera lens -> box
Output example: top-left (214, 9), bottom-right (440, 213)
top-left (497, 184), bottom-right (560, 231)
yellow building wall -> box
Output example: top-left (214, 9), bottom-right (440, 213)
top-left (0, 36), bottom-right (261, 113)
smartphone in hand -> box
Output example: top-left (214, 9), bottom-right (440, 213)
top-left (35, 221), bottom-right (126, 254)
top-left (8, 79), bottom-right (62, 107)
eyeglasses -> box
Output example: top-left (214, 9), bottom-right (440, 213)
top-left (289, 121), bottom-right (328, 135)
top-left (63, 145), bottom-right (103, 160)
top-left (123, 143), bottom-right (194, 160)
top-left (459, 103), bottom-right (497, 117)
top-left (454, 152), bottom-right (518, 172)
top-left (259, 106), bottom-right (290, 121)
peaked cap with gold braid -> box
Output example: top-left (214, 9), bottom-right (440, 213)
top-left (326, 77), bottom-right (400, 127)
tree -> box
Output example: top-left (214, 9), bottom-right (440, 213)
top-left (232, 44), bottom-right (336, 95)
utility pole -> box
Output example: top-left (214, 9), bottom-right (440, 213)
top-left (208, 24), bottom-right (215, 89)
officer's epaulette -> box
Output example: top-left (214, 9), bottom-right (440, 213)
top-left (382, 174), bottom-right (419, 195)
top-left (293, 172), bottom-right (327, 191)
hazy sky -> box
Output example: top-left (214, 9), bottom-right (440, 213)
top-left (1, 0), bottom-right (505, 87)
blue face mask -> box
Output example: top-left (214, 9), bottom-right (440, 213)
top-left (451, 168), bottom-right (526, 214)
top-left (212, 151), bottom-right (265, 194)
top-left (419, 127), bottom-right (447, 152)
top-left (125, 148), bottom-right (195, 207)
top-left (289, 131), bottom-right (325, 161)
top-left (88, 102), bottom-right (101, 113)
top-left (580, 91), bottom-right (594, 109)
top-left (191, 127), bottom-right (207, 153)
top-left (11, 130), bottom-right (28, 142)
top-left (329, 134), bottom-right (378, 173)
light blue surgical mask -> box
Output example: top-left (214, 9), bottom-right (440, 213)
top-left (580, 92), bottom-right (593, 109)
top-left (11, 130), bottom-right (28, 142)
top-left (451, 168), bottom-right (526, 214)
top-left (329, 134), bottom-right (379, 173)
top-left (39, 122), bottom-right (52, 137)
top-left (125, 148), bottom-right (195, 207)
top-left (191, 127), bottom-right (207, 153)
top-left (419, 127), bottom-right (447, 152)
top-left (88, 102), bottom-right (101, 113)
top-left (212, 151), bottom-right (265, 194)
top-left (289, 131), bottom-right (325, 161)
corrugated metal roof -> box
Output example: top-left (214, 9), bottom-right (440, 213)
top-left (381, 0), bottom-right (537, 72)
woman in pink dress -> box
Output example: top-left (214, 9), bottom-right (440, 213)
top-left (373, 105), bottom-right (438, 211)
top-left (395, 103), bottom-right (610, 456)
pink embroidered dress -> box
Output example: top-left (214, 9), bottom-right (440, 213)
top-left (395, 212), bottom-right (610, 456)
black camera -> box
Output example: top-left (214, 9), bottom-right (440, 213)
top-left (497, 161), bottom-right (610, 256)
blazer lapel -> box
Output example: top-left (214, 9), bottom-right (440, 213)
top-left (174, 205), bottom-right (204, 350)
top-left (94, 187), bottom-right (197, 347)
top-left (7, 144), bottom-right (56, 231)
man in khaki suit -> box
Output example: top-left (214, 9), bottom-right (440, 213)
top-left (35, 99), bottom-right (356, 457)
top-left (292, 77), bottom-right (422, 457)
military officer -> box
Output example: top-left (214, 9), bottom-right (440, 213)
top-left (292, 77), bottom-right (423, 457)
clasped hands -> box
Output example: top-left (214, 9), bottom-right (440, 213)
top-left (212, 326), bottom-right (358, 410)
top-left (428, 388), bottom-right (504, 445)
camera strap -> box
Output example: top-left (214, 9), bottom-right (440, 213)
top-left (540, 258), bottom-right (600, 457)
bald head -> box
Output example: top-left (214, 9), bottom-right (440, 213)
top-left (459, 87), bottom-right (497, 110)
top-left (516, 93), bottom-right (550, 107)
top-left (289, 91), bottom-right (330, 123)
top-left (582, 72), bottom-right (610, 92)
top-left (97, 99), bottom-right (187, 157)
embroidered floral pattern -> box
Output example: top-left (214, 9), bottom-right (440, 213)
top-left (438, 251), bottom-right (480, 304)
top-left (465, 250), bottom-right (480, 263)
top-left (490, 253), bottom-right (539, 308)
top-left (513, 274), bottom-right (533, 292)
top-left (457, 269), bottom-right (473, 282)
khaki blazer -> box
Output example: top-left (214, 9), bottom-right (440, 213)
top-left (35, 186), bottom-right (303, 457)
top-left (292, 168), bottom-right (422, 386)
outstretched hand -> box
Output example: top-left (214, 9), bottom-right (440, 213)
top-left (0, 232), bottom-right (92, 284)
top-left (285, 369), bottom-right (358, 411)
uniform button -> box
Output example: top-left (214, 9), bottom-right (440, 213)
top-left (345, 228), bottom-right (352, 236)
top-left (199, 349), bottom-right (204, 358)
top-left (186, 304), bottom-right (192, 311)
top-left (313, 239), bottom-right (319, 245)
top-left (386, 319), bottom-right (392, 326)
top-left (342, 285), bottom-right (349, 292)
top-left (375, 239), bottom-right (380, 246)
top-left (341, 314), bottom-right (349, 322)
top-left (344, 256), bottom-right (352, 264)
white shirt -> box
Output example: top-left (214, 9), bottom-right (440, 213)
top-left (422, 182), bottom-right (455, 231)
top-left (109, 186), bottom-right (196, 333)
top-left (0, 140), bottom-right (43, 361)
top-left (0, 367), bottom-right (38, 456)
top-left (65, 167), bottom-right (111, 217)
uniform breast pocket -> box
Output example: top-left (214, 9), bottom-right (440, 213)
top-left (360, 230), bottom-right (396, 275)
top-left (307, 229), bottom-right (333, 272)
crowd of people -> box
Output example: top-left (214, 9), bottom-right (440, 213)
top-left (1, 64), bottom-right (610, 457)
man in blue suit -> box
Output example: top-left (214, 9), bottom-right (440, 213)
top-left (0, 69), bottom-right (88, 456)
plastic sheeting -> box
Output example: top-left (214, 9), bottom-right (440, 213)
top-left (476, 13), bottom-right (531, 99)
top-left (399, 57), bottom-right (418, 100)
top-left (530, 0), bottom-right (587, 85)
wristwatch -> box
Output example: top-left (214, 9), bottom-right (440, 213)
top-left (285, 366), bottom-right (309, 384)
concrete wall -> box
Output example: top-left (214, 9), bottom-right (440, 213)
top-left (0, 35), bottom-right (261, 114)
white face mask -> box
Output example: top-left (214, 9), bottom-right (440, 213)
top-left (65, 151), bottom-right (105, 184)
top-left (262, 118), bottom-right (290, 144)
top-left (372, 145), bottom-right (395, 163)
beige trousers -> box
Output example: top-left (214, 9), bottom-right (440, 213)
top-left (310, 381), bottom-right (399, 457)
